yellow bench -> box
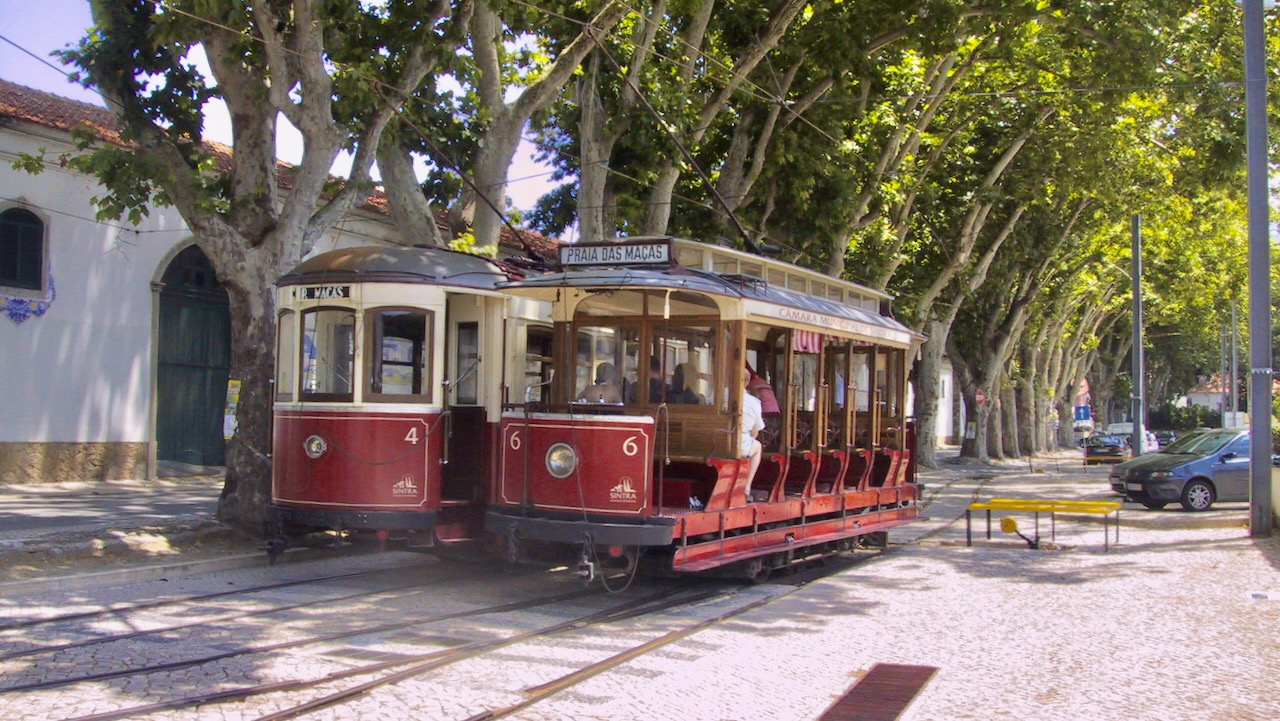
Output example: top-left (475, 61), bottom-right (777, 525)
top-left (966, 498), bottom-right (1122, 551)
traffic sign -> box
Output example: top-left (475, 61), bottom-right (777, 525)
top-left (975, 389), bottom-right (986, 406)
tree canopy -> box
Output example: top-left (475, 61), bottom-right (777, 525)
top-left (36, 0), bottom-right (1280, 527)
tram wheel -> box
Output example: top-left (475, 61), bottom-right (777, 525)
top-left (744, 558), bottom-right (772, 584)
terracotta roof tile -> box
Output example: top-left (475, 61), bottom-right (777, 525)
top-left (0, 76), bottom-right (560, 259)
top-left (0, 77), bottom-right (124, 144)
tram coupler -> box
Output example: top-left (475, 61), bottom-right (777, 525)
top-left (576, 545), bottom-right (597, 582)
top-left (261, 538), bottom-right (288, 566)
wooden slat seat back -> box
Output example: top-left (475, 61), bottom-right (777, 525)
top-left (892, 449), bottom-right (912, 486)
top-left (814, 449), bottom-right (849, 494)
top-left (703, 457), bottom-right (747, 511)
top-left (754, 452), bottom-right (790, 502)
top-left (869, 449), bottom-right (902, 488)
top-left (783, 450), bottom-right (819, 497)
top-left (848, 449), bottom-right (874, 491)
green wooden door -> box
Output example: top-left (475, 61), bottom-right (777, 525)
top-left (156, 246), bottom-right (230, 467)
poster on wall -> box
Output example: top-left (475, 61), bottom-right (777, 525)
top-left (223, 379), bottom-right (241, 440)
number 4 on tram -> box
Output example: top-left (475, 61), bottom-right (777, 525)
top-left (267, 245), bottom-right (552, 557)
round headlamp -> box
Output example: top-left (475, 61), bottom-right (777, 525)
top-left (545, 443), bottom-right (578, 478)
top-left (304, 434), bottom-right (329, 459)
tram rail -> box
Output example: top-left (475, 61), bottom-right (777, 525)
top-left (0, 558), bottom-right (438, 633)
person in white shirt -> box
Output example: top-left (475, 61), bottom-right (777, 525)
top-left (740, 367), bottom-right (765, 504)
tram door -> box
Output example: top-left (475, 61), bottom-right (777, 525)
top-left (443, 293), bottom-right (490, 502)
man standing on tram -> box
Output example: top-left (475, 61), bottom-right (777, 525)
top-left (740, 367), bottom-right (765, 504)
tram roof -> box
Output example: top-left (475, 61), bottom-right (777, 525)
top-left (278, 245), bottom-right (513, 290)
top-left (499, 265), bottom-right (921, 348)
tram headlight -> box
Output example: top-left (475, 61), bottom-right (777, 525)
top-left (545, 443), bottom-right (578, 479)
top-left (303, 434), bottom-right (329, 460)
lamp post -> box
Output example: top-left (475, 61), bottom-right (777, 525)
top-left (1131, 215), bottom-right (1146, 456)
top-left (1242, 0), bottom-right (1273, 537)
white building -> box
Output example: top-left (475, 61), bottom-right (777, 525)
top-left (0, 78), bottom-right (441, 483)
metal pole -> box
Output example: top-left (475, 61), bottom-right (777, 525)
top-left (1223, 324), bottom-right (1230, 425)
top-left (1231, 302), bottom-right (1239, 420)
top-left (1243, 0), bottom-right (1273, 537)
top-left (1131, 214), bottom-right (1145, 456)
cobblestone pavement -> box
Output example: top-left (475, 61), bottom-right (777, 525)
top-left (0, 455), bottom-right (1276, 720)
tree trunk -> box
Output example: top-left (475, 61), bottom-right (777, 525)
top-left (377, 140), bottom-right (445, 247)
top-left (1056, 397), bottom-right (1075, 448)
top-left (217, 263), bottom-right (278, 533)
top-left (577, 58), bottom-right (611, 243)
top-left (962, 396), bottom-right (991, 463)
top-left (1017, 346), bottom-right (1037, 455)
top-left (469, 128), bottom-right (523, 249)
top-left (1000, 380), bottom-right (1019, 458)
top-left (197, 225), bottom-right (301, 534)
top-left (913, 320), bottom-right (949, 468)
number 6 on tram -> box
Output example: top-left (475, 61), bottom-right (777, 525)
top-left (486, 237), bottom-right (925, 582)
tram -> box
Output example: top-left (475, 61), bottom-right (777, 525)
top-left (268, 245), bottom-right (551, 553)
top-left (486, 237), bottom-right (924, 581)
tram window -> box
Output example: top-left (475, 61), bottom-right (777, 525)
top-left (301, 308), bottom-right (355, 401)
top-left (653, 326), bottom-right (715, 406)
top-left (573, 325), bottom-right (638, 404)
top-left (276, 310), bottom-right (296, 401)
top-left (792, 353), bottom-right (819, 412)
top-left (852, 353), bottom-right (872, 411)
top-left (879, 350), bottom-right (902, 418)
top-left (524, 325), bottom-right (553, 404)
top-left (454, 322), bottom-right (479, 405)
top-left (367, 308), bottom-right (431, 401)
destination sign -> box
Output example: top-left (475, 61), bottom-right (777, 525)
top-left (300, 285), bottom-right (351, 300)
top-left (559, 241), bottom-right (671, 267)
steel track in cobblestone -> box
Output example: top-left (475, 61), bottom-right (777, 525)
top-left (0, 581), bottom-right (605, 695)
top-left (254, 553), bottom-right (887, 720)
top-left (0, 558), bottom-right (442, 632)
top-left (56, 586), bottom-right (698, 721)
top-left (0, 563), bottom-right (506, 662)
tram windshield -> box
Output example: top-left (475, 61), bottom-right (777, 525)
top-left (569, 290), bottom-right (718, 407)
top-left (301, 308), bottom-right (355, 401)
top-left (276, 310), bottom-right (296, 401)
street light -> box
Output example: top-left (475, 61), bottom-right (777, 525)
top-left (1241, 0), bottom-right (1273, 537)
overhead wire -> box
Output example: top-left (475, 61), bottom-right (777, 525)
top-left (0, 195), bottom-right (185, 234)
top-left (7, 2), bottom-right (1175, 261)
top-left (2, 2), bottom-right (869, 254)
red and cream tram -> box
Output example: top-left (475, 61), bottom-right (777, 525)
top-left (487, 237), bottom-right (924, 581)
top-left (268, 245), bottom-right (551, 553)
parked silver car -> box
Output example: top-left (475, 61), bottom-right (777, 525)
top-left (1108, 428), bottom-right (1251, 511)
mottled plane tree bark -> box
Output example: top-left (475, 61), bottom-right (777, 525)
top-left (52, 0), bottom-right (467, 532)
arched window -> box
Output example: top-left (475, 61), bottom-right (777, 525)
top-left (0, 207), bottom-right (45, 292)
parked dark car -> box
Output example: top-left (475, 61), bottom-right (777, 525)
top-left (1154, 430), bottom-right (1176, 448)
top-left (1084, 434), bottom-right (1130, 465)
top-left (1109, 428), bottom-right (1250, 511)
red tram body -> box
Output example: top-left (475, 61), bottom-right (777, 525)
top-left (268, 246), bottom-right (550, 552)
top-left (486, 237), bottom-right (925, 581)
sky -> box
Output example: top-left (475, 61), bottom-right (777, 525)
top-left (0, 0), bottom-right (556, 214)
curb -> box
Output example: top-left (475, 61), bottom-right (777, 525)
top-left (0, 523), bottom-right (395, 596)
top-left (0, 522), bottom-right (256, 595)
top-left (0, 550), bottom-right (269, 596)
